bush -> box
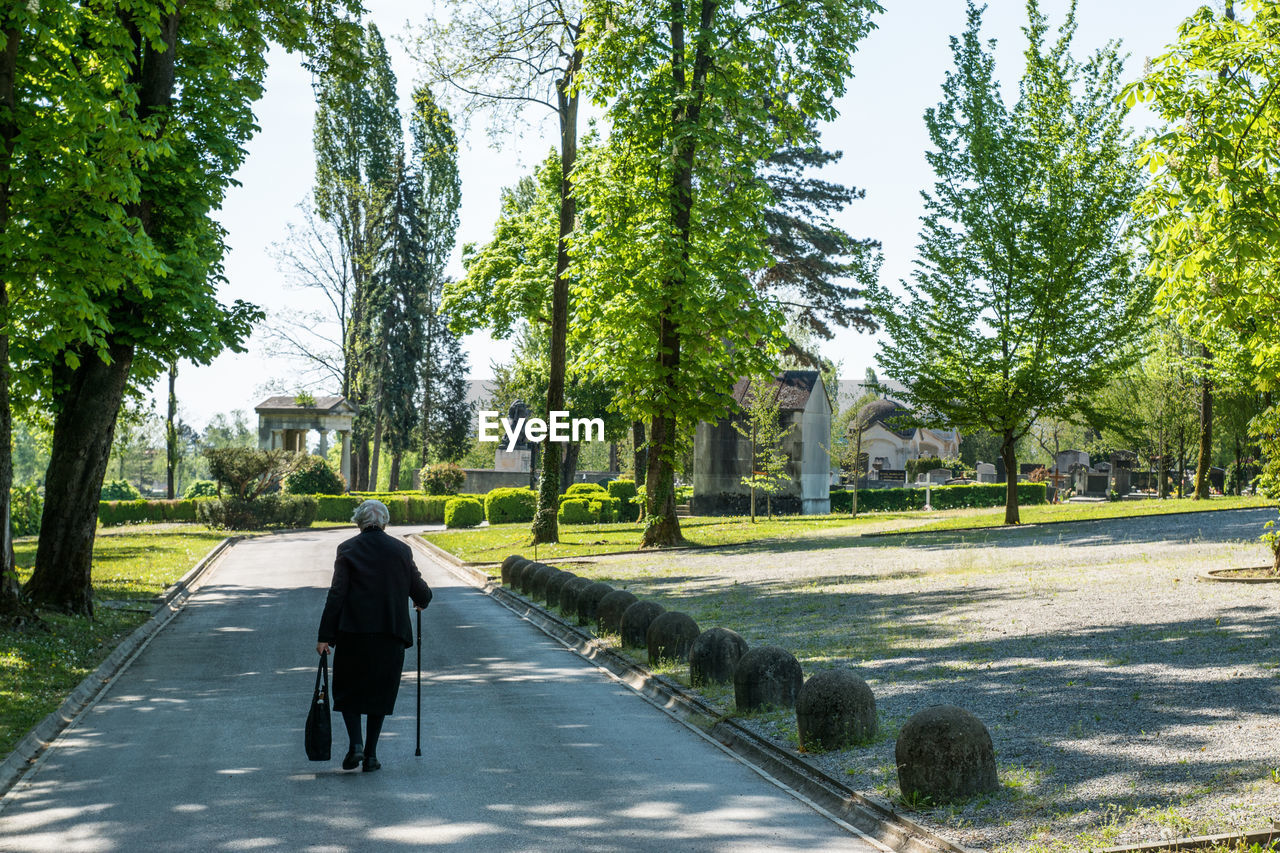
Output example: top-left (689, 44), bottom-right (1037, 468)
top-left (565, 482), bottom-right (606, 497)
top-left (196, 494), bottom-right (317, 530)
top-left (606, 479), bottom-right (637, 501)
top-left (101, 479), bottom-right (142, 501)
top-left (558, 498), bottom-right (595, 525)
top-left (206, 447), bottom-right (305, 499)
top-left (317, 493), bottom-right (452, 524)
top-left (98, 499), bottom-right (199, 526)
top-left (11, 484), bottom-right (41, 537)
top-left (444, 496), bottom-right (484, 528)
top-left (588, 496), bottom-right (621, 523)
top-left (421, 462), bottom-right (466, 495)
top-left (485, 487), bottom-right (538, 524)
top-left (184, 480), bottom-right (219, 499)
top-left (283, 454), bottom-right (345, 495)
top-left (905, 456), bottom-right (948, 483)
top-left (315, 495), bottom-right (362, 522)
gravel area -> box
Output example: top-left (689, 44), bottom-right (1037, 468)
top-left (568, 508), bottom-right (1280, 852)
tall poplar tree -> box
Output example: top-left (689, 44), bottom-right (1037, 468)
top-left (866, 0), bottom-right (1147, 526)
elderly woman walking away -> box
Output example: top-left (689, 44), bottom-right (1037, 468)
top-left (316, 499), bottom-right (432, 772)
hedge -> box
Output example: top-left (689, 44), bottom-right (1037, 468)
top-left (606, 480), bottom-right (639, 521)
top-left (558, 498), bottom-right (594, 524)
top-left (565, 482), bottom-right (606, 497)
top-left (828, 483), bottom-right (1048, 513)
top-left (444, 497), bottom-right (484, 528)
top-left (196, 495), bottom-right (316, 530)
top-left (485, 488), bottom-right (538, 524)
top-left (316, 494), bottom-right (451, 524)
top-left (99, 499), bottom-right (199, 526)
top-left (101, 479), bottom-right (142, 501)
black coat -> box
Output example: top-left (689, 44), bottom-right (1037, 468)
top-left (317, 527), bottom-right (432, 648)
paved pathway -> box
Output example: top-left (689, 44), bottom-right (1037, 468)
top-left (0, 527), bottom-right (877, 852)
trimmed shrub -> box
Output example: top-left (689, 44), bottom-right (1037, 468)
top-left (101, 479), bottom-right (142, 501)
top-left (565, 482), bottom-right (606, 497)
top-left (606, 479), bottom-right (637, 501)
top-left (325, 493), bottom-right (451, 524)
top-left (444, 496), bottom-right (484, 528)
top-left (196, 494), bottom-right (316, 530)
top-left (183, 480), bottom-right (219, 499)
top-left (588, 496), bottom-right (621, 523)
top-left (558, 498), bottom-right (594, 525)
top-left (421, 462), bottom-right (466, 496)
top-left (315, 495), bottom-right (362, 522)
top-left (283, 454), bottom-right (345, 495)
top-left (98, 499), bottom-right (198, 526)
top-left (828, 483), bottom-right (1048, 513)
top-left (11, 484), bottom-right (41, 537)
top-left (486, 488), bottom-right (538, 524)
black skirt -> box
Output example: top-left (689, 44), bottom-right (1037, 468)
top-left (332, 631), bottom-right (406, 715)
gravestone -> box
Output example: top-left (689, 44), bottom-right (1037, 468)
top-left (494, 399), bottom-right (533, 473)
top-left (926, 468), bottom-right (951, 484)
top-left (975, 462), bottom-right (997, 484)
top-left (1055, 450), bottom-right (1089, 473)
top-left (878, 469), bottom-right (906, 484)
top-left (994, 458), bottom-right (1006, 483)
top-left (1209, 467), bottom-right (1226, 494)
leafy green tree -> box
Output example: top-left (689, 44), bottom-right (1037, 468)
top-left (203, 411), bottom-right (257, 450)
top-left (573, 0), bottom-right (881, 546)
top-left (733, 379), bottom-right (796, 522)
top-left (21, 2), bottom-right (358, 615)
top-left (416, 0), bottom-right (590, 545)
top-left (866, 0), bottom-right (1147, 525)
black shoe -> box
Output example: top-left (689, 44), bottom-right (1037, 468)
top-left (362, 755), bottom-right (381, 773)
top-left (342, 744), bottom-right (364, 770)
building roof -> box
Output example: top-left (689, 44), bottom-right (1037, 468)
top-left (857, 398), bottom-right (917, 439)
top-left (731, 370), bottom-right (824, 411)
top-left (255, 395), bottom-right (354, 414)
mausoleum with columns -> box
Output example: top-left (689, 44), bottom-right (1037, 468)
top-left (254, 396), bottom-right (356, 486)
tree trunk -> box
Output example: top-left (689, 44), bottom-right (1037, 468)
top-left (1001, 431), bottom-right (1019, 525)
top-left (641, 413), bottom-right (683, 546)
top-left (1177, 431), bottom-right (1186, 499)
top-left (388, 451), bottom-right (401, 493)
top-left (608, 441), bottom-right (618, 475)
top-left (560, 440), bottom-right (581, 491)
top-left (165, 361), bottom-right (177, 499)
top-left (1194, 345), bottom-right (1213, 499)
top-left (26, 343), bottom-right (136, 616)
top-left (632, 421), bottom-right (646, 486)
top-left (370, 392), bottom-right (384, 491)
top-left (531, 50), bottom-right (582, 546)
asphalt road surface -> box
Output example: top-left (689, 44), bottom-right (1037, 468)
top-left (0, 527), bottom-right (878, 852)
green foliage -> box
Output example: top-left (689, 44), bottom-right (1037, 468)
top-left (865, 1), bottom-right (1146, 524)
top-left (183, 480), bottom-right (219, 499)
top-left (829, 484), bottom-right (1048, 513)
top-left (100, 480), bottom-right (143, 501)
top-left (606, 479), bottom-right (637, 501)
top-left (558, 498), bottom-right (595, 525)
top-left (98, 500), bottom-right (199, 527)
top-left (205, 448), bottom-right (306, 501)
top-left (420, 462), bottom-right (466, 495)
top-left (196, 495), bottom-right (317, 530)
top-left (283, 454), bottom-right (346, 496)
top-left (444, 496), bottom-right (484, 529)
top-left (905, 457), bottom-right (950, 483)
top-left (485, 488), bottom-right (538, 525)
top-left (565, 483), bottom-right (606, 497)
top-left (10, 485), bottom-right (42, 537)
top-left (733, 377), bottom-right (796, 519)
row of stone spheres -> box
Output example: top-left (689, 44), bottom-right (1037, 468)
top-left (499, 554), bottom-right (999, 804)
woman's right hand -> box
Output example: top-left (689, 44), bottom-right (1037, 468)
top-left (316, 642), bottom-right (331, 655)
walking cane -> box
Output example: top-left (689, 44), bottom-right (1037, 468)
top-left (415, 607), bottom-right (422, 757)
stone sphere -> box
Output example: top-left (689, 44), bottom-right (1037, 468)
top-left (576, 582), bottom-right (615, 626)
top-left (619, 601), bottom-right (665, 649)
top-left (734, 646), bottom-right (803, 712)
top-left (521, 562), bottom-right (555, 596)
top-left (503, 556), bottom-right (531, 588)
top-left (595, 590), bottom-right (639, 635)
top-left (690, 627), bottom-right (748, 687)
top-left (500, 555), bottom-right (527, 587)
top-left (529, 566), bottom-right (563, 604)
top-left (558, 576), bottom-right (594, 617)
top-left (646, 611), bottom-right (700, 664)
top-left (796, 669), bottom-right (876, 751)
top-left (544, 571), bottom-right (575, 607)
top-left (895, 705), bottom-right (998, 803)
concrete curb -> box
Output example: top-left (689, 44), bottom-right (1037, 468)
top-left (0, 536), bottom-right (239, 800)
top-left (407, 536), bottom-right (974, 853)
top-left (1098, 823), bottom-right (1280, 852)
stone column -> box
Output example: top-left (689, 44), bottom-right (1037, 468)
top-left (317, 429), bottom-right (329, 458)
top-left (340, 430), bottom-right (352, 489)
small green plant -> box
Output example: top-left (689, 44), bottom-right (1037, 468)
top-left (421, 462), bottom-right (466, 496)
top-left (293, 390), bottom-right (317, 407)
top-left (898, 788), bottom-right (933, 810)
top-left (283, 454), bottom-right (345, 495)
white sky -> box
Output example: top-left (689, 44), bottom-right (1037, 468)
top-left (166, 0), bottom-right (1211, 429)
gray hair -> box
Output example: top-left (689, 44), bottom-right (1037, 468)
top-left (352, 499), bottom-right (390, 530)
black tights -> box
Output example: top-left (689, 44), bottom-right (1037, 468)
top-left (342, 712), bottom-right (385, 757)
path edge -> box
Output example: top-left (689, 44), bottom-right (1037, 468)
top-left (407, 534), bottom-right (976, 853)
top-left (0, 535), bottom-right (240, 800)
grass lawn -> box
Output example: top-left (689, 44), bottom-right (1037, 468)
top-left (1, 524), bottom-right (230, 760)
top-left (424, 494), bottom-right (1276, 563)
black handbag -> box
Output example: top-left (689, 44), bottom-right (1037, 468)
top-left (305, 652), bottom-right (331, 761)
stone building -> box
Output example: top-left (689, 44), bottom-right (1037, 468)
top-left (692, 371), bottom-right (832, 515)
top-left (855, 398), bottom-right (960, 480)
top-left (255, 396), bottom-right (356, 485)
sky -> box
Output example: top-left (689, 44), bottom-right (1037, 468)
top-left (168, 0), bottom-right (1213, 430)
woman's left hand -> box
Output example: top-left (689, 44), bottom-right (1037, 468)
top-left (316, 642), bottom-right (331, 655)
